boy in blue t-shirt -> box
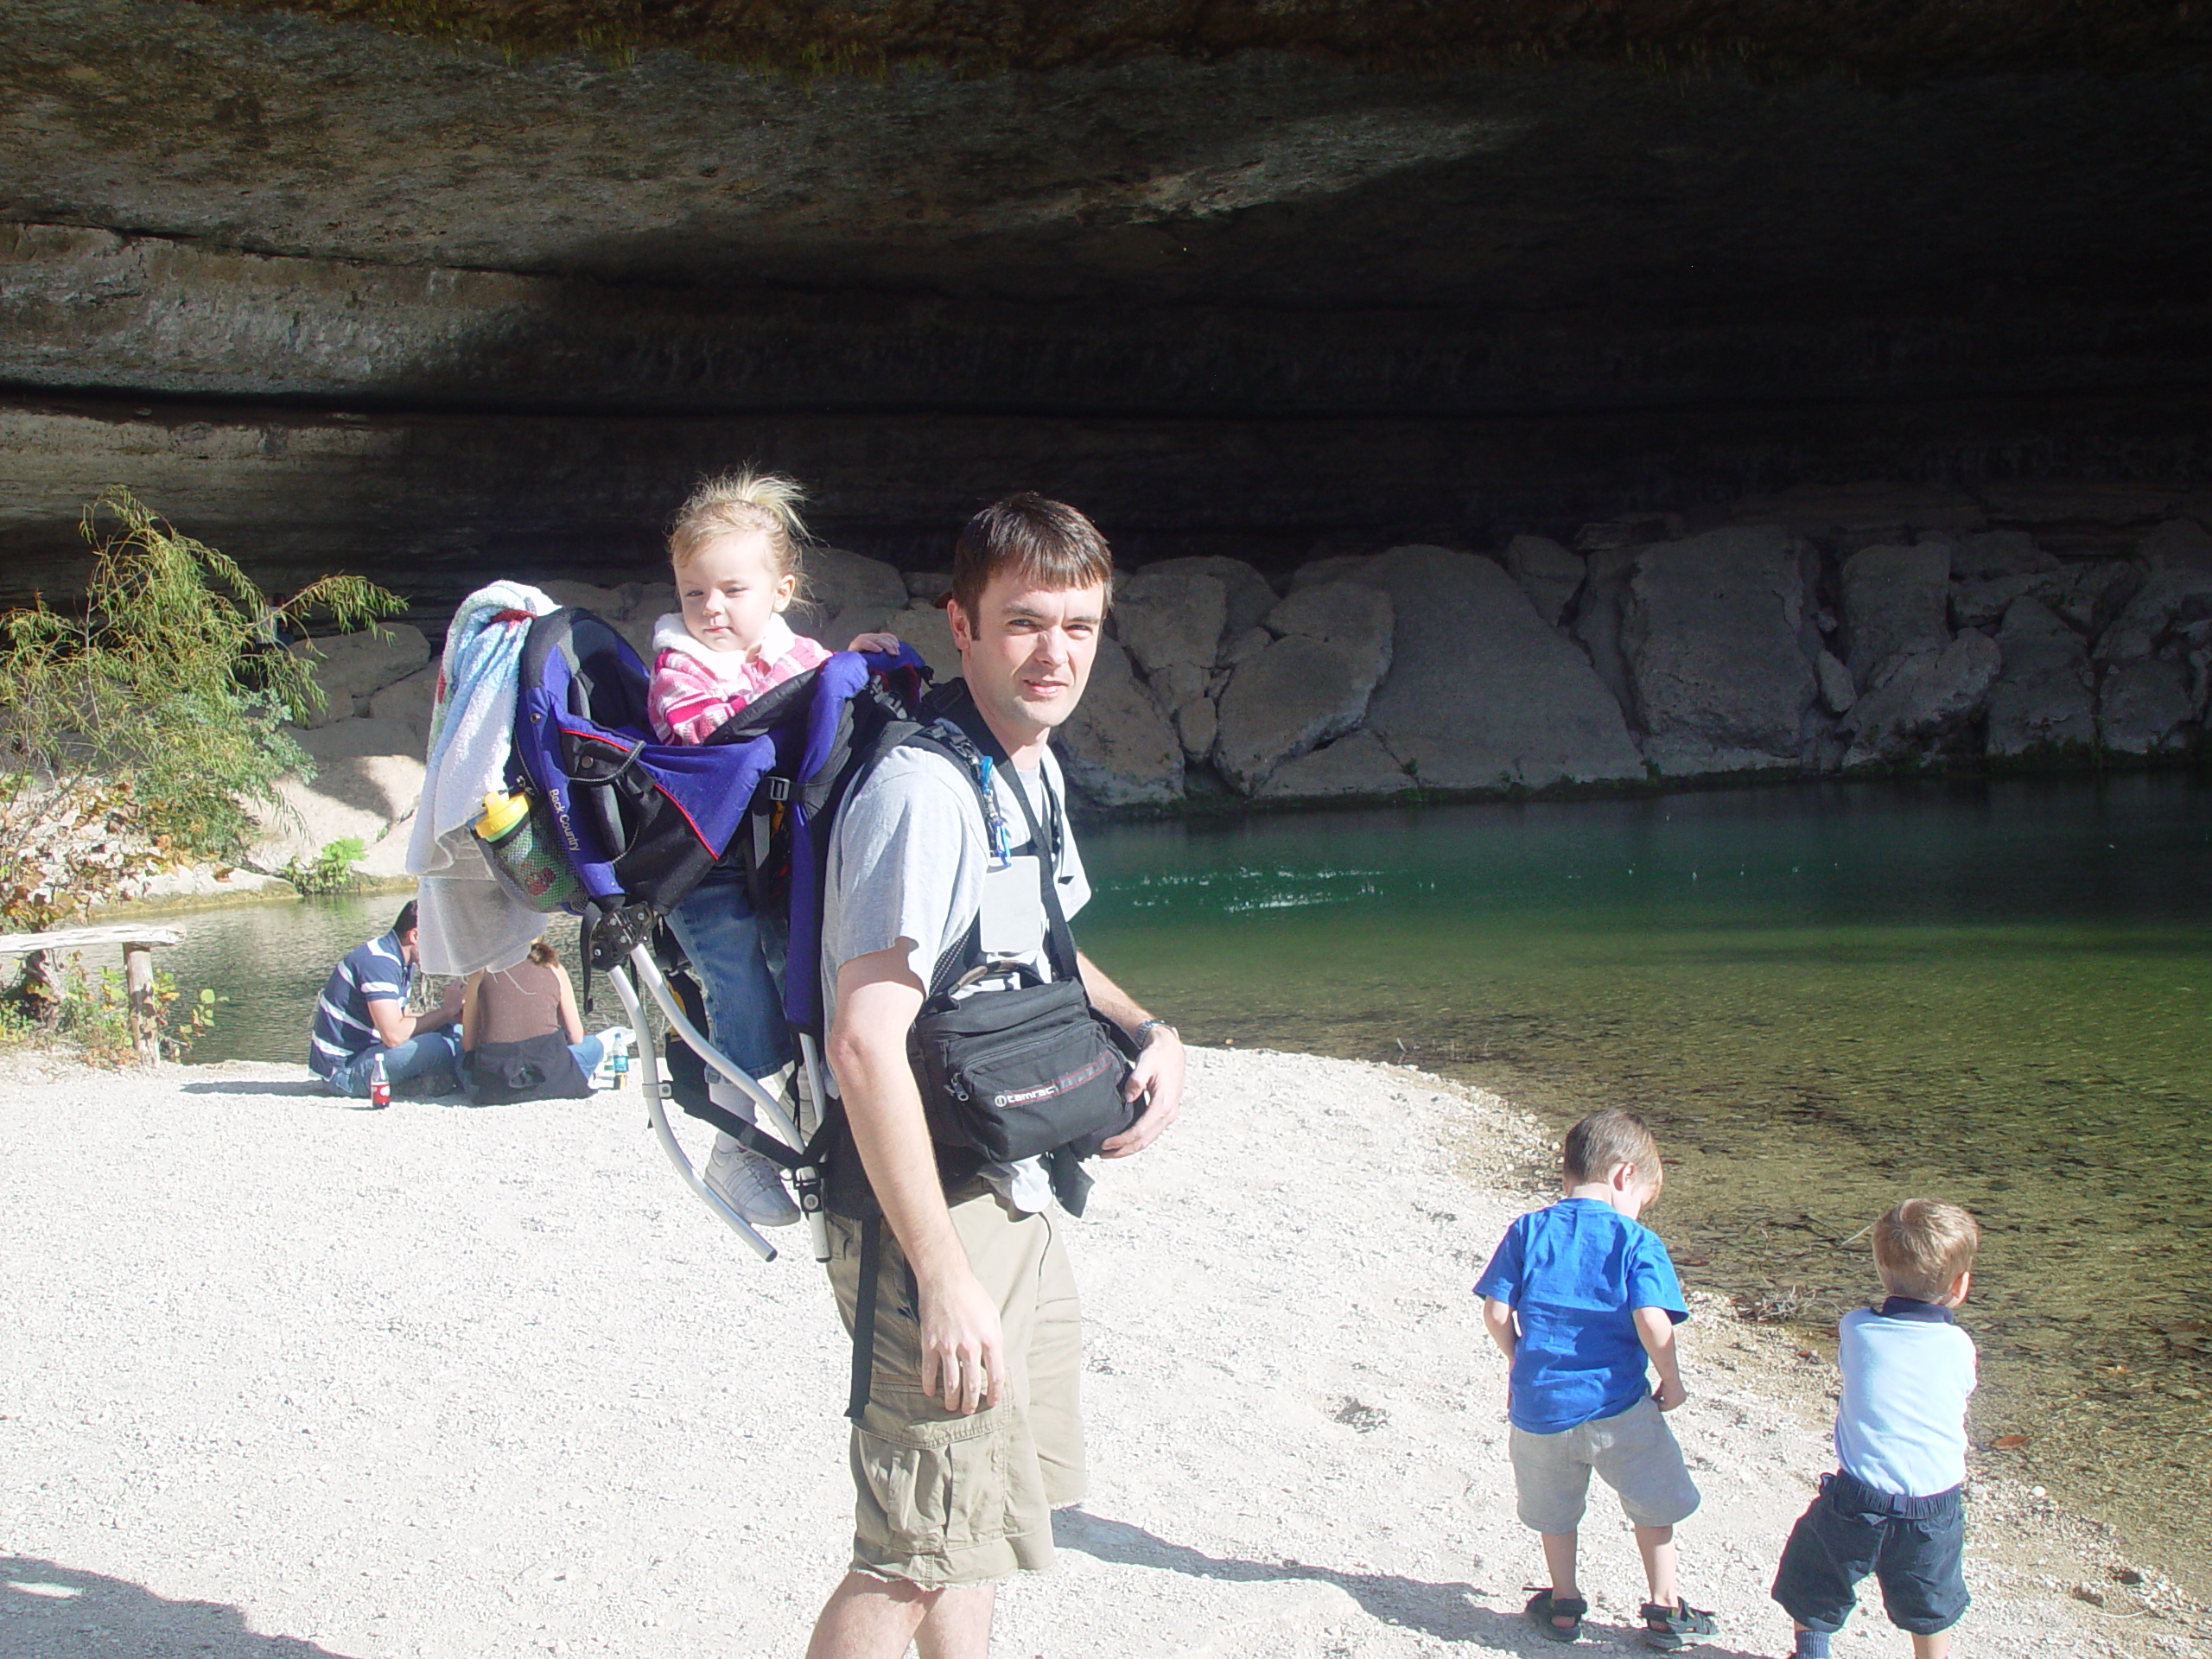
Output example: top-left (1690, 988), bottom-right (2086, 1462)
top-left (1770, 1199), bottom-right (1980, 1659)
top-left (1475, 1109), bottom-right (1716, 1650)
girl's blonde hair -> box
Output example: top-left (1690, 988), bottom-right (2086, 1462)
top-left (668, 469), bottom-right (811, 587)
top-left (527, 937), bottom-right (559, 968)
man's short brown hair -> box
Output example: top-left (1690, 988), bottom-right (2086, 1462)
top-left (1563, 1109), bottom-right (1661, 1185)
top-left (949, 493), bottom-right (1114, 623)
top-left (1872, 1199), bottom-right (1980, 1301)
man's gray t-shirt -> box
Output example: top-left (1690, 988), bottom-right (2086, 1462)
top-left (821, 739), bottom-right (1090, 1211)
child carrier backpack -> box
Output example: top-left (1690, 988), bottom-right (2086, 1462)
top-left (509, 606), bottom-right (1010, 1262)
top-left (506, 605), bottom-right (1142, 1416)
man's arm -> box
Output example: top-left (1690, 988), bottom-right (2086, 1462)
top-left (1634, 1306), bottom-right (1687, 1409)
top-left (1076, 950), bottom-right (1184, 1159)
top-left (828, 946), bottom-right (1003, 1416)
top-left (367, 978), bottom-right (463, 1048)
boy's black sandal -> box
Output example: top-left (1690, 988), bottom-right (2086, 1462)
top-left (1639, 1598), bottom-right (1718, 1651)
top-left (1524, 1588), bottom-right (1587, 1643)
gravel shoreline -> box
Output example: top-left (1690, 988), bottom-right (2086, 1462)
top-left (2, 1045), bottom-right (2202, 1658)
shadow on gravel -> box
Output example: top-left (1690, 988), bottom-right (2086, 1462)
top-left (1, 1556), bottom-right (357, 1659)
top-left (1052, 1512), bottom-right (1772, 1656)
top-left (177, 1080), bottom-right (332, 1097)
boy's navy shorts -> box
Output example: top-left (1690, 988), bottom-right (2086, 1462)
top-left (1771, 1469), bottom-right (1969, 1637)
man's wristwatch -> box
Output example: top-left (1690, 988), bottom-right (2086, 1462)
top-left (1133, 1017), bottom-right (1177, 1045)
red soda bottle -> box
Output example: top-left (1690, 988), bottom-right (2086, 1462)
top-left (368, 1051), bottom-right (391, 1108)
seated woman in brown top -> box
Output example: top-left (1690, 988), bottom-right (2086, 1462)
top-left (460, 936), bottom-right (631, 1104)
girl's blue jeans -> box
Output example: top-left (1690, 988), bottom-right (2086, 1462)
top-left (664, 870), bottom-right (791, 1081)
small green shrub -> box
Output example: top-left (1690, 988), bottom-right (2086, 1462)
top-left (284, 836), bottom-right (369, 896)
top-left (0, 486), bottom-right (404, 928)
top-left (8, 953), bottom-right (225, 1066)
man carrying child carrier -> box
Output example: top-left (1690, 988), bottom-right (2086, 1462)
top-left (806, 494), bottom-right (1185, 1659)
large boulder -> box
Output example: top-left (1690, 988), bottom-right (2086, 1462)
top-left (1213, 632), bottom-right (1380, 793)
top-left (792, 545), bottom-right (908, 640)
top-left (1840, 543), bottom-right (1951, 683)
top-left (1985, 599), bottom-right (2095, 757)
top-left (1289, 553), bottom-right (1377, 591)
top-left (1052, 637), bottom-right (1184, 808)
top-left (1953, 531), bottom-right (2061, 581)
top-left (1348, 545), bottom-right (1644, 790)
top-left (615, 580), bottom-right (680, 661)
top-left (1114, 565), bottom-right (1230, 712)
top-left (1569, 544), bottom-right (1643, 718)
top-left (2140, 518), bottom-right (2212, 572)
top-left (2098, 658), bottom-right (2198, 754)
top-left (1815, 649), bottom-right (1856, 715)
top-left (249, 715), bottom-right (428, 873)
top-left (290, 623), bottom-right (430, 728)
top-left (1950, 569), bottom-right (2066, 630)
top-left (1262, 581), bottom-right (1395, 674)
top-left (538, 579), bottom-right (640, 617)
top-left (365, 664), bottom-right (437, 730)
top-left (1503, 534), bottom-right (1586, 627)
top-left (1257, 729), bottom-right (1414, 800)
top-left (1620, 526), bottom-right (1817, 774)
top-left (1173, 696), bottom-right (1217, 763)
top-left (1132, 556), bottom-right (1277, 639)
top-left (2053, 560), bottom-right (2145, 635)
top-left (2101, 564), bottom-right (2212, 649)
top-left (884, 600), bottom-right (962, 683)
top-left (1840, 632), bottom-right (2002, 766)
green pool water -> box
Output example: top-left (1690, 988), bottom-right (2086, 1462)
top-left (1074, 773), bottom-right (2212, 1583)
top-left (160, 772), bottom-right (2212, 1580)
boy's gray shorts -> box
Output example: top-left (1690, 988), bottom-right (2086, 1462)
top-left (1509, 1394), bottom-right (1702, 1534)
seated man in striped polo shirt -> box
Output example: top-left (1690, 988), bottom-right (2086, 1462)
top-left (308, 899), bottom-right (464, 1103)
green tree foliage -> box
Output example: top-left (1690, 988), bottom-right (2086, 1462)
top-left (0, 486), bottom-right (405, 927)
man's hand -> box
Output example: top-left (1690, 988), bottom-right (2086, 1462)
top-left (1654, 1376), bottom-right (1688, 1412)
top-left (435, 978), bottom-right (466, 1026)
top-left (919, 1262), bottom-right (1006, 1415)
top-left (1100, 1027), bottom-right (1183, 1159)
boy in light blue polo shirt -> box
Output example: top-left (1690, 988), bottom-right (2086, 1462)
top-left (1475, 1109), bottom-right (1716, 1651)
top-left (1771, 1199), bottom-right (1980, 1659)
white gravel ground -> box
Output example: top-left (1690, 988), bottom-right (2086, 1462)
top-left (0, 1046), bottom-right (2193, 1659)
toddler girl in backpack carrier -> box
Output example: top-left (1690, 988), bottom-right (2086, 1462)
top-left (646, 469), bottom-right (901, 1227)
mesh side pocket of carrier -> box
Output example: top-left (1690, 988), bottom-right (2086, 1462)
top-left (473, 790), bottom-right (582, 912)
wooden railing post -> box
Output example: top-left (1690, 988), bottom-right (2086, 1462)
top-left (0, 925), bottom-right (183, 1065)
top-left (124, 940), bottom-right (157, 1066)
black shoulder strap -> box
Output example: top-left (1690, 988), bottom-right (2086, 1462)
top-left (917, 681), bottom-right (1079, 991)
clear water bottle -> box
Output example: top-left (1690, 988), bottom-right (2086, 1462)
top-left (610, 1043), bottom-right (630, 1090)
top-left (368, 1050), bottom-right (391, 1109)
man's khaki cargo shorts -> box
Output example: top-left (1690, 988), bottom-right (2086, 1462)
top-left (824, 1182), bottom-right (1084, 1586)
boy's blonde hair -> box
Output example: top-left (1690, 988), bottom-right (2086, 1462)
top-left (1562, 1108), bottom-right (1661, 1185)
top-left (1872, 1198), bottom-right (1980, 1301)
top-left (669, 470), bottom-right (810, 588)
